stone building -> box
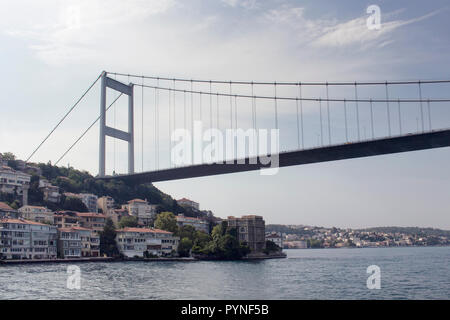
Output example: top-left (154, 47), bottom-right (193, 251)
top-left (227, 215), bottom-right (266, 253)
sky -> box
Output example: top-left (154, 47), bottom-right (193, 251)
top-left (1, 0), bottom-right (450, 229)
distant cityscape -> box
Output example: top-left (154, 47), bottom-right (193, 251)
top-left (266, 224), bottom-right (450, 249)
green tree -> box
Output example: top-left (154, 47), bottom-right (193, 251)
top-left (154, 211), bottom-right (178, 233)
top-left (1, 152), bottom-right (16, 161)
top-left (263, 240), bottom-right (281, 254)
top-left (99, 218), bottom-right (119, 257)
top-left (61, 196), bottom-right (88, 212)
top-left (118, 216), bottom-right (138, 228)
top-left (178, 237), bottom-right (193, 257)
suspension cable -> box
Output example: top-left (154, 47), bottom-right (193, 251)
top-left (27, 73), bottom-right (102, 162)
top-left (107, 72), bottom-right (450, 86)
top-left (132, 83), bottom-right (450, 103)
top-left (54, 93), bottom-right (123, 166)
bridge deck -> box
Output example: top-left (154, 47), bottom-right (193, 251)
top-left (97, 129), bottom-right (450, 184)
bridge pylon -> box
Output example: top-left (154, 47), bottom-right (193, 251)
top-left (99, 71), bottom-right (134, 177)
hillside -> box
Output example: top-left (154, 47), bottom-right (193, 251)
top-left (1, 153), bottom-right (213, 220)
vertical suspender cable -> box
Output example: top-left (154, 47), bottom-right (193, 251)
top-left (354, 83), bottom-right (360, 141)
top-left (210, 81), bottom-right (213, 144)
top-left (369, 98), bottom-right (374, 139)
top-left (229, 82), bottom-right (233, 129)
top-left (427, 99), bottom-right (432, 130)
top-left (319, 98), bottom-right (323, 146)
top-left (418, 81), bottom-right (424, 132)
top-left (274, 82), bottom-right (278, 130)
top-left (168, 86), bottom-right (171, 168)
top-left (344, 99), bottom-right (348, 142)
top-left (299, 83), bottom-right (304, 149)
top-left (397, 99), bottom-right (402, 135)
top-left (385, 82), bottom-right (391, 136)
top-left (295, 96), bottom-right (300, 150)
top-left (141, 75), bottom-right (144, 172)
top-left (191, 80), bottom-right (194, 164)
top-left (326, 82), bottom-right (331, 145)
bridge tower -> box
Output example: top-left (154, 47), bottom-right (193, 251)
top-left (99, 71), bottom-right (134, 177)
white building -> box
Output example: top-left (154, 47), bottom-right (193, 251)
top-left (116, 227), bottom-right (179, 257)
top-left (79, 193), bottom-right (98, 213)
top-left (122, 199), bottom-right (157, 227)
top-left (177, 198), bottom-right (200, 210)
top-left (38, 179), bottom-right (61, 203)
top-left (57, 227), bottom-right (82, 258)
top-left (0, 218), bottom-right (57, 260)
top-left (266, 232), bottom-right (283, 248)
top-left (18, 205), bottom-right (54, 224)
top-left (176, 214), bottom-right (209, 233)
top-left (0, 166), bottom-right (31, 205)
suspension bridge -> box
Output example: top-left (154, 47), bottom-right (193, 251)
top-left (26, 71), bottom-right (450, 185)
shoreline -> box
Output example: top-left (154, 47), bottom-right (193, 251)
top-left (0, 253), bottom-right (287, 265)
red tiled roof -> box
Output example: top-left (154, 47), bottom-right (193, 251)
top-left (117, 227), bottom-right (172, 234)
top-left (127, 199), bottom-right (147, 203)
top-left (0, 218), bottom-right (48, 226)
top-left (76, 212), bottom-right (106, 218)
top-left (0, 202), bottom-right (14, 211)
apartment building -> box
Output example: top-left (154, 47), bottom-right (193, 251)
top-left (0, 218), bottom-right (57, 260)
top-left (38, 179), bottom-right (61, 203)
top-left (0, 202), bottom-right (18, 218)
top-left (122, 199), bottom-right (157, 227)
top-left (176, 214), bottom-right (209, 233)
top-left (116, 227), bottom-right (179, 257)
top-left (227, 215), bottom-right (266, 253)
top-left (97, 196), bottom-right (115, 214)
top-left (57, 227), bottom-right (82, 258)
top-left (54, 211), bottom-right (80, 229)
top-left (18, 205), bottom-right (54, 224)
top-left (177, 198), bottom-right (200, 210)
top-left (79, 193), bottom-right (98, 213)
top-left (0, 165), bottom-right (31, 205)
top-left (75, 227), bottom-right (100, 257)
top-left (76, 212), bottom-right (106, 234)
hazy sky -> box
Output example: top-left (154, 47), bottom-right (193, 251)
top-left (1, 0), bottom-right (450, 228)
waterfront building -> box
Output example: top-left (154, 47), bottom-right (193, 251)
top-left (266, 232), bottom-right (283, 248)
top-left (76, 212), bottom-right (106, 234)
top-left (18, 205), bottom-right (54, 224)
top-left (38, 179), bottom-right (61, 203)
top-left (0, 218), bottom-right (57, 260)
top-left (97, 196), bottom-right (115, 214)
top-left (75, 226), bottom-right (100, 257)
top-left (0, 202), bottom-right (18, 218)
top-left (57, 227), bottom-right (82, 258)
top-left (116, 227), bottom-right (179, 257)
top-left (54, 211), bottom-right (80, 229)
top-left (122, 199), bottom-right (157, 227)
top-left (227, 215), bottom-right (266, 252)
top-left (176, 214), bottom-right (209, 233)
top-left (177, 198), bottom-right (200, 210)
top-left (0, 165), bottom-right (31, 205)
